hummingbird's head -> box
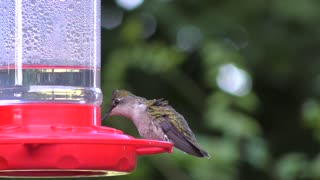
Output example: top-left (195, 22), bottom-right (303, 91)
top-left (102, 90), bottom-right (140, 120)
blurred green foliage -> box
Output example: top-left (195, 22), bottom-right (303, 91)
top-left (98, 0), bottom-right (320, 180)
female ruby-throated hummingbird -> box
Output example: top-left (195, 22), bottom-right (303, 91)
top-left (103, 90), bottom-right (209, 158)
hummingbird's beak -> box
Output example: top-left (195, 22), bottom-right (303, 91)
top-left (102, 105), bottom-right (114, 121)
top-left (102, 111), bottom-right (111, 121)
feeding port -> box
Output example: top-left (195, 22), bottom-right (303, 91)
top-left (0, 0), bottom-right (172, 178)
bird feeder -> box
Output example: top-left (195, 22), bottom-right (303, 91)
top-left (0, 0), bottom-right (172, 178)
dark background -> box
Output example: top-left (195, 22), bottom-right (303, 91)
top-left (99, 0), bottom-right (320, 180)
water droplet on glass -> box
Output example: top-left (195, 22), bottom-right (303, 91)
top-left (30, 0), bottom-right (36, 6)
top-left (38, 4), bottom-right (44, 10)
top-left (47, 20), bottom-right (53, 26)
top-left (75, 38), bottom-right (80, 44)
top-left (68, 4), bottom-right (74, 11)
top-left (47, 28), bottom-right (53, 34)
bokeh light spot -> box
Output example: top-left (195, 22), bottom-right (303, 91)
top-left (101, 7), bottom-right (123, 30)
top-left (216, 63), bottom-right (251, 96)
top-left (176, 25), bottom-right (202, 52)
top-left (140, 13), bottom-right (157, 39)
top-left (116, 0), bottom-right (144, 10)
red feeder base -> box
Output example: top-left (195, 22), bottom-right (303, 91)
top-left (0, 104), bottom-right (173, 178)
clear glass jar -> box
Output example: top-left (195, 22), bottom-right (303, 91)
top-left (0, 0), bottom-right (102, 106)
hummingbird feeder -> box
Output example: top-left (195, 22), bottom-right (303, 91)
top-left (0, 0), bottom-right (172, 178)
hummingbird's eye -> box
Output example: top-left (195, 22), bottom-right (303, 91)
top-left (113, 98), bottom-right (121, 106)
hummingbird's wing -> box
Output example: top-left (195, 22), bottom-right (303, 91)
top-left (148, 99), bottom-right (209, 158)
top-left (159, 118), bottom-right (209, 158)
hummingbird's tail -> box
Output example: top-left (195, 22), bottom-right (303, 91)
top-left (174, 138), bottom-right (210, 158)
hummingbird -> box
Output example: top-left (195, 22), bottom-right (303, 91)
top-left (103, 90), bottom-right (209, 158)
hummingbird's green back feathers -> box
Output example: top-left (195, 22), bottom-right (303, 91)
top-left (147, 98), bottom-right (209, 158)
